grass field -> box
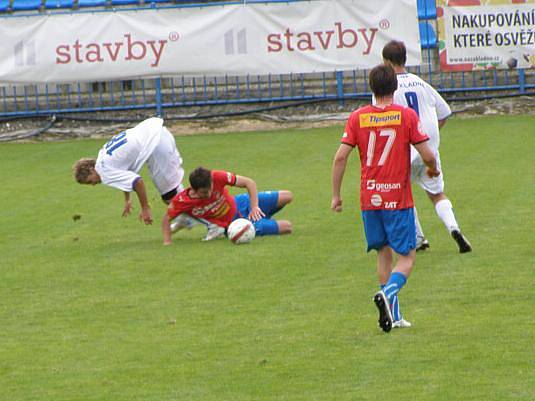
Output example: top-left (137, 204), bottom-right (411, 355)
top-left (1, 114), bottom-right (534, 401)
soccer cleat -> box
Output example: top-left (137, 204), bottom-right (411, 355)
top-left (202, 225), bottom-right (226, 241)
top-left (416, 238), bottom-right (430, 252)
top-left (170, 214), bottom-right (197, 233)
top-left (392, 318), bottom-right (412, 329)
top-left (373, 291), bottom-right (393, 333)
top-left (451, 230), bottom-right (472, 253)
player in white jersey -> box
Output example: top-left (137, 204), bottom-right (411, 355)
top-left (381, 40), bottom-right (471, 254)
top-left (73, 117), bottom-right (190, 227)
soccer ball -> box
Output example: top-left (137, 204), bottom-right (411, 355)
top-left (227, 218), bottom-right (255, 244)
top-left (506, 57), bottom-right (518, 69)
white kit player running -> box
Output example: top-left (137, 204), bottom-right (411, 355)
top-left (73, 117), bottom-right (195, 232)
top-left (380, 40), bottom-right (471, 254)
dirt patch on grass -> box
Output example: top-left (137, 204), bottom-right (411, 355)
top-left (1, 96), bottom-right (533, 142)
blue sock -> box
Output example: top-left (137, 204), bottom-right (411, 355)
top-left (383, 272), bottom-right (407, 305)
top-left (391, 295), bottom-right (401, 321)
top-left (381, 283), bottom-right (402, 321)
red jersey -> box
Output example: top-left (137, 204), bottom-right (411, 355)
top-left (167, 170), bottom-right (237, 228)
top-left (342, 104), bottom-right (429, 211)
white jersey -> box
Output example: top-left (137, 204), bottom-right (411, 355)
top-left (95, 117), bottom-right (166, 192)
top-left (393, 73), bottom-right (451, 152)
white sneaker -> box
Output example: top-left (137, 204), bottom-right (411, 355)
top-left (170, 214), bottom-right (197, 233)
top-left (202, 225), bottom-right (226, 241)
top-left (392, 319), bottom-right (412, 328)
top-left (416, 237), bottom-right (430, 252)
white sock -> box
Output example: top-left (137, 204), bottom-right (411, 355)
top-left (413, 207), bottom-right (425, 240)
top-left (435, 199), bottom-right (459, 233)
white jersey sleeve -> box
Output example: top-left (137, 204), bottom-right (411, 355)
top-left (432, 87), bottom-right (452, 121)
top-left (95, 117), bottom-right (164, 192)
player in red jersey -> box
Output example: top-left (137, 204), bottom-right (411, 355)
top-left (331, 64), bottom-right (440, 333)
top-left (162, 167), bottom-right (293, 245)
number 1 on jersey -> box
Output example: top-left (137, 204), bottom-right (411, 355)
top-left (105, 131), bottom-right (127, 155)
top-left (366, 129), bottom-right (396, 166)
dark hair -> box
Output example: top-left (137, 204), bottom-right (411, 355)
top-left (369, 64), bottom-right (398, 97)
top-left (189, 167), bottom-right (212, 190)
top-left (382, 40), bottom-right (407, 67)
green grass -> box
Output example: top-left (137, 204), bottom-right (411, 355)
top-left (0, 114), bottom-right (534, 401)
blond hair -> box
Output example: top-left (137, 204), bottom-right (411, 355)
top-left (73, 158), bottom-right (96, 184)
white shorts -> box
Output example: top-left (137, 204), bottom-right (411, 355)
top-left (146, 127), bottom-right (185, 195)
top-left (411, 151), bottom-right (444, 195)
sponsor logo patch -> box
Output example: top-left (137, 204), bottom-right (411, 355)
top-left (359, 111), bottom-right (401, 127)
top-left (371, 194), bottom-right (382, 207)
top-left (366, 180), bottom-right (401, 192)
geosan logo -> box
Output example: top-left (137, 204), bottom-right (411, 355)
top-left (55, 33), bottom-right (173, 67)
top-left (366, 180), bottom-right (401, 192)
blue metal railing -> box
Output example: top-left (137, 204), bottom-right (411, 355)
top-left (1, 69), bottom-right (532, 118)
top-left (0, 0), bottom-right (533, 118)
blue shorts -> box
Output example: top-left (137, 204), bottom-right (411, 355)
top-left (361, 208), bottom-right (416, 255)
top-left (234, 191), bottom-right (280, 236)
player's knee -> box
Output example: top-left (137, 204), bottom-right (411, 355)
top-left (427, 191), bottom-right (446, 204)
top-left (396, 251), bottom-right (415, 276)
top-left (277, 220), bottom-right (292, 235)
top-left (278, 190), bottom-right (293, 207)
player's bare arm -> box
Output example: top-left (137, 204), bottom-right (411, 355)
top-left (234, 175), bottom-right (265, 221)
top-left (123, 191), bottom-right (133, 217)
top-left (438, 118), bottom-right (447, 129)
top-left (133, 178), bottom-right (153, 225)
top-left (161, 213), bottom-right (172, 245)
top-left (331, 143), bottom-right (353, 212)
top-left (414, 141), bottom-right (440, 178)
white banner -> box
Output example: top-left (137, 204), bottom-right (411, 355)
top-left (0, 0), bottom-right (420, 84)
top-left (441, 4), bottom-right (535, 70)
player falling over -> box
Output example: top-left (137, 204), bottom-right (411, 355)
top-left (381, 40), bottom-right (471, 253)
top-left (162, 167), bottom-right (293, 245)
top-left (332, 64), bottom-right (440, 332)
top-left (73, 117), bottom-right (196, 230)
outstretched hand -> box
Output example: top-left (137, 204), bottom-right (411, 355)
top-left (139, 207), bottom-right (153, 225)
top-left (248, 206), bottom-right (265, 222)
top-left (331, 197), bottom-right (343, 212)
top-left (122, 200), bottom-right (133, 217)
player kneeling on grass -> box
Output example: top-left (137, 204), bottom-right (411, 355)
top-left (162, 167), bottom-right (293, 245)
